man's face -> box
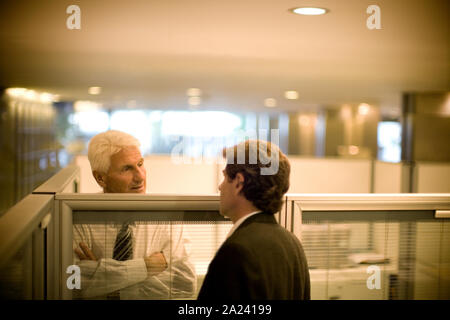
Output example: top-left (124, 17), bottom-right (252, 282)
top-left (101, 146), bottom-right (146, 193)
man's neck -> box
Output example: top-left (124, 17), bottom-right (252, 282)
top-left (230, 206), bottom-right (260, 223)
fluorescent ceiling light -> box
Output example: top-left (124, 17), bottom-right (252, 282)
top-left (88, 86), bottom-right (101, 95)
top-left (291, 7), bottom-right (328, 15)
top-left (186, 88), bottom-right (202, 97)
top-left (284, 91), bottom-right (299, 100)
top-left (6, 87), bottom-right (58, 103)
top-left (264, 98), bottom-right (277, 108)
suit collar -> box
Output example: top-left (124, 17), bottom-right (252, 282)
top-left (234, 211), bottom-right (277, 232)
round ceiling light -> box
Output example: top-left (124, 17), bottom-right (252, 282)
top-left (290, 7), bottom-right (328, 16)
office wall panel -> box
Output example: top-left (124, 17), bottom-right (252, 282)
top-left (374, 161), bottom-right (403, 193)
top-left (415, 162), bottom-right (450, 193)
top-left (288, 157), bottom-right (372, 193)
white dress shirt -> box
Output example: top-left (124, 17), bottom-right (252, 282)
top-left (73, 222), bottom-right (196, 299)
top-left (226, 211), bottom-right (261, 239)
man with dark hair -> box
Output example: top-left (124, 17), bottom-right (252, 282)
top-left (198, 139), bottom-right (310, 300)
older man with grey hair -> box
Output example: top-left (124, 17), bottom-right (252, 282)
top-left (73, 130), bottom-right (196, 299)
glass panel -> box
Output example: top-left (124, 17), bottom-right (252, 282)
top-left (71, 211), bottom-right (231, 300)
top-left (0, 238), bottom-right (33, 299)
top-left (301, 212), bottom-right (450, 300)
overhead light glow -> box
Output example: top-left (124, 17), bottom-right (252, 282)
top-left (284, 91), bottom-right (299, 100)
top-left (264, 98), bottom-right (277, 108)
top-left (88, 86), bottom-right (102, 95)
top-left (6, 87), bottom-right (58, 103)
top-left (188, 96), bottom-right (202, 106)
top-left (186, 88), bottom-right (202, 97)
top-left (40, 92), bottom-right (54, 103)
top-left (74, 100), bottom-right (102, 112)
top-left (358, 103), bottom-right (370, 115)
top-left (291, 7), bottom-right (328, 16)
top-left (6, 88), bottom-right (27, 97)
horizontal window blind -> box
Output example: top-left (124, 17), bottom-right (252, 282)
top-left (72, 211), bottom-right (232, 300)
top-left (300, 212), bottom-right (450, 300)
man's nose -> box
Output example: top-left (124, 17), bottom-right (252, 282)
top-left (134, 167), bottom-right (146, 181)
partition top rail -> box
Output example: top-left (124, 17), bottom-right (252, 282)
top-left (0, 194), bottom-right (53, 269)
top-left (55, 193), bottom-right (220, 211)
top-left (55, 193), bottom-right (220, 201)
top-left (286, 193), bottom-right (450, 211)
top-left (33, 165), bottom-right (80, 194)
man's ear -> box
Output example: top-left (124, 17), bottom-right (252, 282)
top-left (92, 171), bottom-right (107, 188)
top-left (234, 172), bottom-right (245, 195)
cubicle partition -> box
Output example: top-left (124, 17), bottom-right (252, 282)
top-left (1, 165), bottom-right (449, 300)
top-left (55, 193), bottom-right (225, 299)
top-left (285, 194), bottom-right (450, 300)
top-left (413, 161), bottom-right (450, 193)
top-left (0, 165), bottom-right (80, 299)
top-left (288, 157), bottom-right (373, 193)
top-left (0, 194), bottom-right (53, 299)
top-left (74, 154), bottom-right (450, 195)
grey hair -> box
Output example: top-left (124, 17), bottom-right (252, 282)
top-left (87, 130), bottom-right (141, 173)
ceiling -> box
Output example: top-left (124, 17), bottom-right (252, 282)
top-left (0, 0), bottom-right (449, 115)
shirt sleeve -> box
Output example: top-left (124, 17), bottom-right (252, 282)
top-left (76, 258), bottom-right (148, 298)
top-left (72, 223), bottom-right (197, 299)
top-left (73, 224), bottom-right (148, 298)
top-left (121, 224), bottom-right (197, 299)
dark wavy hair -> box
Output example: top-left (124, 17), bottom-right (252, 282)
top-left (223, 140), bottom-right (290, 214)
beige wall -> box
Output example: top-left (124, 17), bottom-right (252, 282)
top-left (325, 105), bottom-right (380, 158)
top-left (403, 92), bottom-right (450, 162)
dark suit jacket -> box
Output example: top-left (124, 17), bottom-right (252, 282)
top-left (197, 212), bottom-right (310, 300)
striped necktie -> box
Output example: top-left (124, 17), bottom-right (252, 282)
top-left (113, 223), bottom-right (133, 261)
top-left (108, 222), bottom-right (134, 299)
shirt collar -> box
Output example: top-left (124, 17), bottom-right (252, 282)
top-left (226, 211), bottom-right (261, 238)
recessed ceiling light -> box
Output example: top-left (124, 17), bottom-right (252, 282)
top-left (290, 7), bottom-right (328, 16)
top-left (186, 88), bottom-right (202, 97)
top-left (358, 103), bottom-right (370, 115)
top-left (284, 91), bottom-right (299, 100)
top-left (264, 98), bottom-right (277, 108)
top-left (188, 96), bottom-right (202, 106)
top-left (88, 86), bottom-right (101, 95)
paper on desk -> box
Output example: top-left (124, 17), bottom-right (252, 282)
top-left (348, 253), bottom-right (390, 264)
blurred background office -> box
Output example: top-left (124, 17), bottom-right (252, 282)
top-left (1, 0), bottom-right (449, 211)
top-left (0, 0), bottom-right (449, 301)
